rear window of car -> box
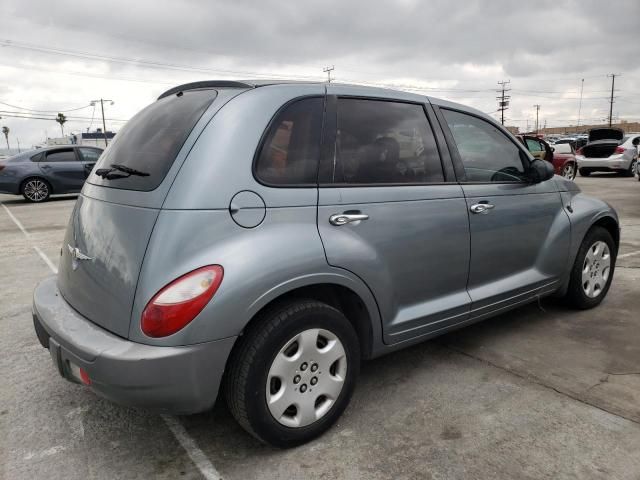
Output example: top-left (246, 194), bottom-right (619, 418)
top-left (89, 89), bottom-right (217, 191)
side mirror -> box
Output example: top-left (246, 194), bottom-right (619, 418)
top-left (550, 146), bottom-right (555, 152)
top-left (529, 159), bottom-right (555, 183)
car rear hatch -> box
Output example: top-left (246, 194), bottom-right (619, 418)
top-left (581, 128), bottom-right (625, 158)
top-left (56, 86), bottom-right (246, 338)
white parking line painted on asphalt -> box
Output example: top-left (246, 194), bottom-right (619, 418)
top-left (618, 250), bottom-right (640, 259)
top-left (1, 201), bottom-right (223, 480)
top-left (1, 203), bottom-right (59, 274)
top-left (162, 415), bottom-right (222, 480)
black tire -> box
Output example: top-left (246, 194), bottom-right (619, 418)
top-left (21, 177), bottom-right (51, 202)
top-left (578, 168), bottom-right (591, 177)
top-left (625, 159), bottom-right (637, 178)
top-left (565, 226), bottom-right (616, 309)
top-left (224, 299), bottom-right (360, 448)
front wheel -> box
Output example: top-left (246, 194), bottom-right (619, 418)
top-left (21, 178), bottom-right (51, 202)
top-left (225, 299), bottom-right (360, 448)
top-left (565, 226), bottom-right (616, 309)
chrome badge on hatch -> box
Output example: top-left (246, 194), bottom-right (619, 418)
top-left (67, 244), bottom-right (93, 270)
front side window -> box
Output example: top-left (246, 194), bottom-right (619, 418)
top-left (255, 97), bottom-right (324, 185)
top-left (333, 99), bottom-right (443, 184)
top-left (45, 149), bottom-right (77, 162)
top-left (442, 109), bottom-right (529, 182)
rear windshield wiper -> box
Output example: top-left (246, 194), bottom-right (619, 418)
top-left (95, 163), bottom-right (150, 179)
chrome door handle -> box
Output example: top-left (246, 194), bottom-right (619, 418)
top-left (329, 213), bottom-right (369, 226)
top-left (470, 203), bottom-right (495, 214)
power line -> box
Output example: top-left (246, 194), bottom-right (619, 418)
top-left (0, 100), bottom-right (91, 113)
top-left (0, 38), bottom-right (323, 81)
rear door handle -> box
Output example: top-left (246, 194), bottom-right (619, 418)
top-left (470, 203), bottom-right (495, 214)
top-left (329, 213), bottom-right (369, 226)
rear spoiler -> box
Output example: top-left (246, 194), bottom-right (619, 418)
top-left (158, 81), bottom-right (255, 100)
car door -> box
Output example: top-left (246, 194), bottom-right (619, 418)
top-left (317, 93), bottom-right (471, 344)
top-left (78, 147), bottom-right (102, 178)
top-left (436, 107), bottom-right (570, 319)
top-left (37, 147), bottom-right (86, 193)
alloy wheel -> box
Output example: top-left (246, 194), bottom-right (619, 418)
top-left (581, 240), bottom-right (611, 298)
top-left (266, 328), bottom-right (347, 428)
top-left (23, 180), bottom-right (49, 202)
top-left (562, 163), bottom-right (575, 179)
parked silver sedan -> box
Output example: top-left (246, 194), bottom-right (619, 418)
top-left (576, 129), bottom-right (639, 177)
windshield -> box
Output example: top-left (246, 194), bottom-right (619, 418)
top-left (89, 89), bottom-right (217, 191)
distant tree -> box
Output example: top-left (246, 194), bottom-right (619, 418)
top-left (2, 126), bottom-right (9, 150)
top-left (56, 113), bottom-right (67, 136)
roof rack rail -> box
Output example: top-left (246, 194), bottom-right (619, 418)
top-left (158, 81), bottom-right (254, 100)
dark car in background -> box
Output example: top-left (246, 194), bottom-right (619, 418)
top-left (517, 135), bottom-right (577, 180)
top-left (0, 145), bottom-right (103, 202)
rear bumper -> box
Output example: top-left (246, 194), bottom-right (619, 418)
top-left (576, 155), bottom-right (631, 170)
top-left (33, 276), bottom-right (236, 414)
top-left (0, 178), bottom-right (20, 194)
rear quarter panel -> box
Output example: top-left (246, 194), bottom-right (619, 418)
top-left (129, 208), bottom-right (382, 347)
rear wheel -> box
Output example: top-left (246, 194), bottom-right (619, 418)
top-left (625, 159), bottom-right (637, 177)
top-left (565, 226), bottom-right (616, 309)
top-left (561, 162), bottom-right (576, 180)
top-left (578, 168), bottom-right (591, 177)
top-left (225, 299), bottom-right (360, 448)
top-left (21, 178), bottom-right (51, 202)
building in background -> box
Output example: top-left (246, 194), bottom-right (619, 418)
top-left (45, 128), bottom-right (116, 148)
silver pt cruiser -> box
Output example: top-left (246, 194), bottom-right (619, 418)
top-left (33, 80), bottom-right (619, 448)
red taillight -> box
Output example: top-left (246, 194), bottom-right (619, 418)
top-left (614, 146), bottom-right (625, 154)
top-left (141, 265), bottom-right (224, 338)
top-left (79, 368), bottom-right (91, 386)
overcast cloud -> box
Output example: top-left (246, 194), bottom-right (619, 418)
top-left (1, 0), bottom-right (639, 148)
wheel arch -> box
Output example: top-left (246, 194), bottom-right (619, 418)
top-left (591, 215), bottom-right (620, 252)
top-left (241, 276), bottom-right (382, 360)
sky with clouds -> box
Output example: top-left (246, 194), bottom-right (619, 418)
top-left (1, 0), bottom-right (639, 148)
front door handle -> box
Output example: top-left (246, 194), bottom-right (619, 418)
top-left (329, 213), bottom-right (369, 226)
top-left (470, 203), bottom-right (495, 214)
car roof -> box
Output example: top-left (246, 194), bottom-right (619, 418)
top-left (156, 79), bottom-right (488, 117)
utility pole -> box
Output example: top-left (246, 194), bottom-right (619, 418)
top-left (90, 98), bottom-right (114, 146)
top-left (607, 74), bottom-right (619, 127)
top-left (323, 66), bottom-right (335, 83)
top-left (496, 80), bottom-right (511, 125)
top-left (533, 104), bottom-right (541, 134)
top-left (577, 78), bottom-right (584, 133)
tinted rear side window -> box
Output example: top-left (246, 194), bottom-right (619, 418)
top-left (90, 89), bottom-right (217, 191)
top-left (45, 149), bottom-right (78, 162)
top-left (333, 99), bottom-right (443, 184)
top-left (255, 97), bottom-right (324, 185)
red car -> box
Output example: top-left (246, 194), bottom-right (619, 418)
top-left (517, 135), bottom-right (577, 180)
